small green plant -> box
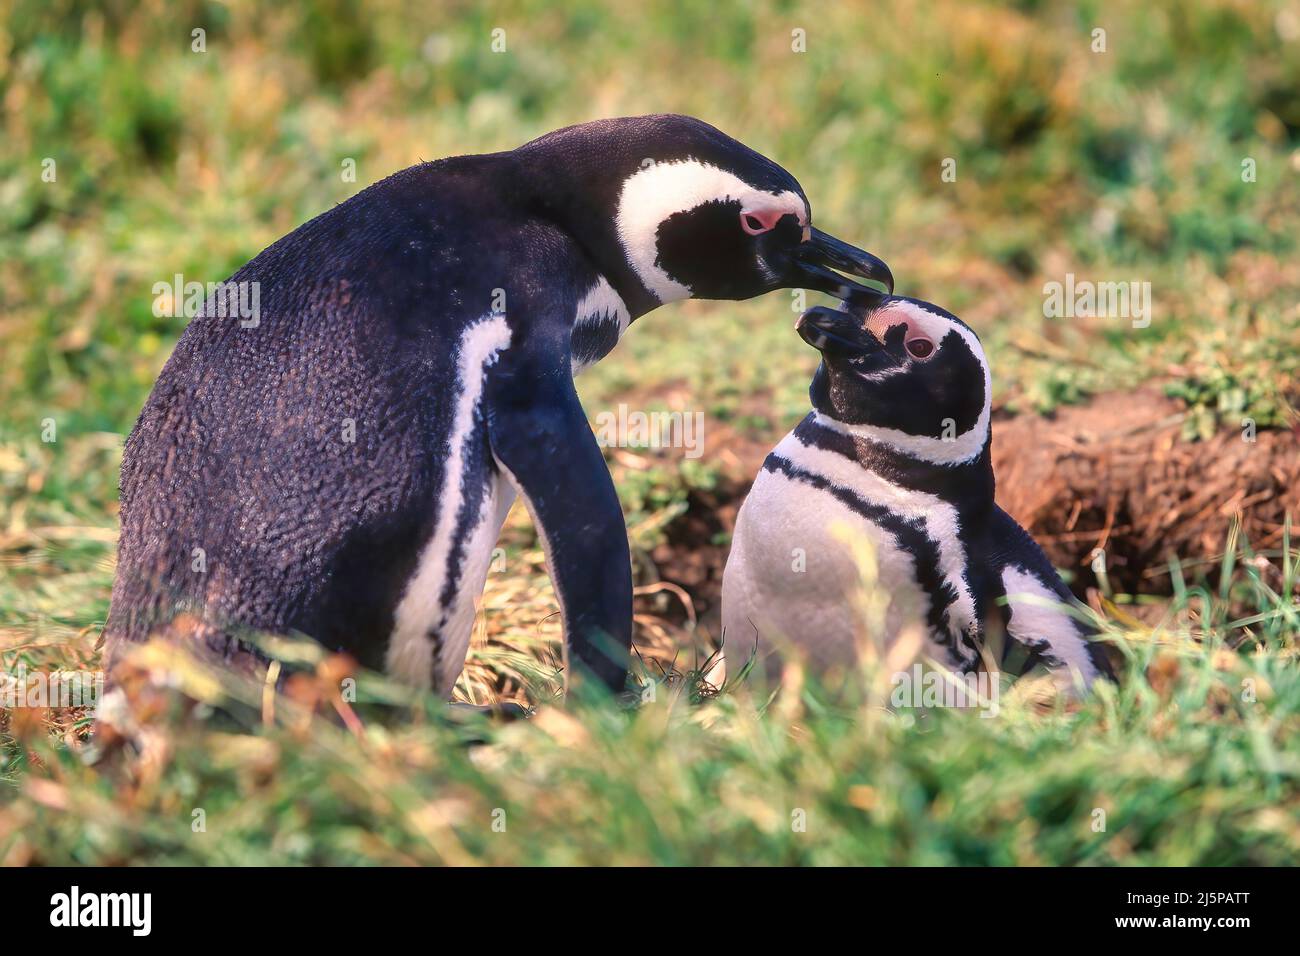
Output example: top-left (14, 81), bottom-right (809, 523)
top-left (1165, 353), bottom-right (1298, 442)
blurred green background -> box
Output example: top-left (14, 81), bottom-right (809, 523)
top-left (1, 0), bottom-right (1299, 865)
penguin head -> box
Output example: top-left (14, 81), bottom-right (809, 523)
top-left (797, 296), bottom-right (992, 465)
top-left (518, 115), bottom-right (892, 310)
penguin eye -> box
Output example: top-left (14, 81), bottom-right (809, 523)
top-left (740, 210), bottom-right (781, 235)
top-left (905, 338), bottom-right (934, 359)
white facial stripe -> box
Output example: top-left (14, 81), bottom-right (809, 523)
top-left (829, 301), bottom-right (993, 465)
top-left (1001, 565), bottom-right (1098, 686)
top-left (614, 158), bottom-right (806, 303)
top-left (773, 431), bottom-right (979, 655)
top-left (867, 301), bottom-right (990, 364)
top-left (388, 315), bottom-right (512, 689)
top-left (570, 276), bottom-right (631, 376)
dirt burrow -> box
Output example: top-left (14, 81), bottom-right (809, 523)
top-left (638, 387), bottom-right (1299, 633)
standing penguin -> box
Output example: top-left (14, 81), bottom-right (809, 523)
top-left (720, 296), bottom-right (1112, 689)
top-left (105, 114), bottom-right (893, 702)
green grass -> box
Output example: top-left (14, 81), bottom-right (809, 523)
top-left (4, 531), bottom-right (1299, 866)
top-left (2, 0), bottom-right (1299, 865)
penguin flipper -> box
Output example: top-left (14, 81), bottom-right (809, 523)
top-left (988, 507), bottom-right (1114, 687)
top-left (485, 348), bottom-right (632, 696)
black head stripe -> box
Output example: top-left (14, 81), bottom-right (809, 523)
top-left (656, 199), bottom-right (745, 268)
top-left (835, 329), bottom-right (984, 438)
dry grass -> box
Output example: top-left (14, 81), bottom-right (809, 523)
top-left (3, 0), bottom-right (1300, 865)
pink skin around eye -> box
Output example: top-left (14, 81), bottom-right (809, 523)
top-left (865, 311), bottom-right (935, 358)
top-left (740, 208), bottom-right (786, 235)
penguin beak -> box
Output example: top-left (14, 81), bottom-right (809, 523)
top-left (792, 228), bottom-right (894, 303)
top-left (796, 306), bottom-right (883, 357)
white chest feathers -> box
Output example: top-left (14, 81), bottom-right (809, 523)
top-left (570, 276), bottom-right (631, 376)
top-left (720, 430), bottom-right (979, 681)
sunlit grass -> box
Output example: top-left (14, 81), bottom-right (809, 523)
top-left (3, 530), bottom-right (1298, 866)
top-left (1, 0), bottom-right (1298, 864)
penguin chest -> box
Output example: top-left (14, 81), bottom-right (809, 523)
top-left (722, 432), bottom-right (984, 676)
top-left (723, 465), bottom-right (937, 674)
top-left (386, 315), bottom-right (516, 694)
top-left (570, 276), bottom-right (631, 375)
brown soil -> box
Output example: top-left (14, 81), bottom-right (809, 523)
top-left (991, 388), bottom-right (1299, 593)
top-left (644, 388), bottom-right (1300, 626)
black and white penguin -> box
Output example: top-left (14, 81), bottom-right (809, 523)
top-left (104, 114), bottom-right (893, 704)
top-left (719, 296), bottom-right (1112, 689)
